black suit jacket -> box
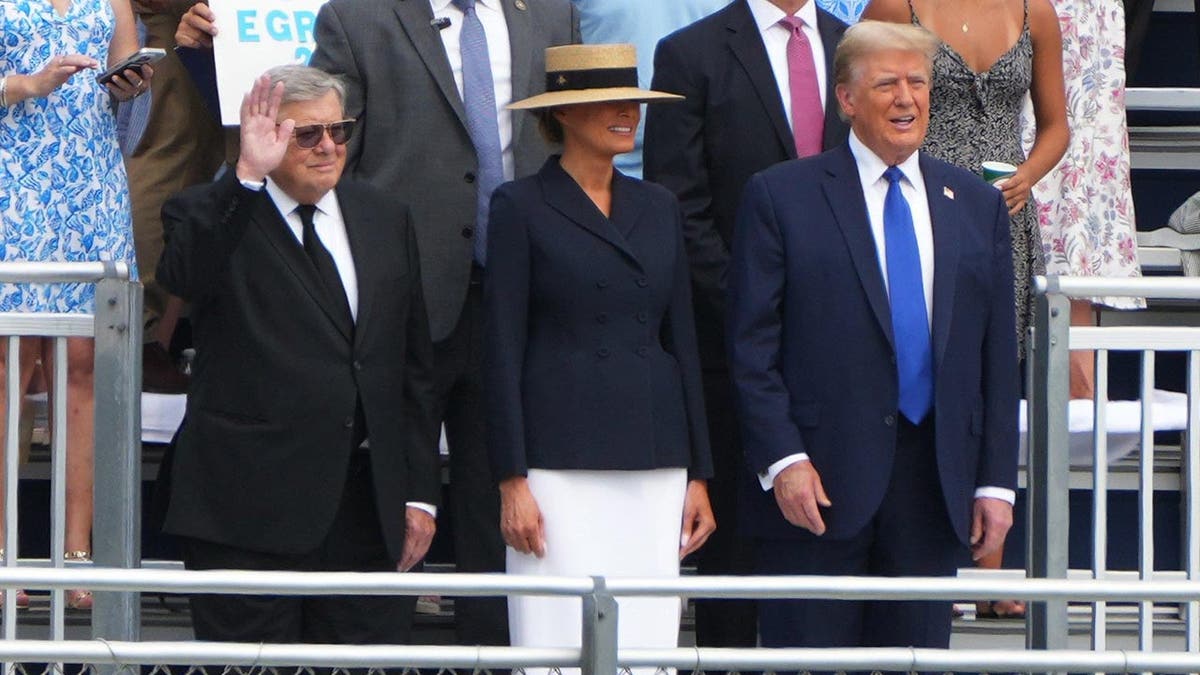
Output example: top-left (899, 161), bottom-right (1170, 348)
top-left (483, 158), bottom-right (713, 481)
top-left (643, 0), bottom-right (849, 368)
top-left (157, 171), bottom-right (440, 561)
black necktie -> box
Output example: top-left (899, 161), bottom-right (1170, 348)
top-left (295, 204), bottom-right (353, 324)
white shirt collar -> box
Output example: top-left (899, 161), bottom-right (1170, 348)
top-left (265, 180), bottom-right (340, 221)
top-left (430, 0), bottom-right (502, 13)
top-left (746, 0), bottom-right (819, 32)
top-left (847, 129), bottom-right (922, 186)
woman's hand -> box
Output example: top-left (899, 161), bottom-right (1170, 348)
top-left (679, 479), bottom-right (716, 559)
top-left (26, 54), bottom-right (99, 98)
top-left (105, 64), bottom-right (153, 102)
top-left (499, 476), bottom-right (546, 558)
top-left (996, 163), bottom-right (1035, 216)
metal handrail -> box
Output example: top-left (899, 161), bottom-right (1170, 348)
top-left (0, 261), bottom-right (131, 283)
top-left (1126, 87), bottom-right (1200, 112)
top-left (1035, 275), bottom-right (1200, 299)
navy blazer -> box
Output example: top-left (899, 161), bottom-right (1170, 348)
top-left (727, 145), bottom-right (1019, 544)
top-left (644, 0), bottom-right (850, 368)
top-left (484, 157), bottom-right (713, 481)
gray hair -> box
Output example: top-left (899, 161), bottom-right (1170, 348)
top-left (833, 20), bottom-right (939, 87)
top-left (265, 64), bottom-right (347, 111)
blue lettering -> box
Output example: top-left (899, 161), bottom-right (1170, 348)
top-left (265, 10), bottom-right (293, 41)
top-left (294, 46), bottom-right (313, 65)
top-left (294, 11), bottom-right (316, 44)
top-left (236, 10), bottom-right (259, 42)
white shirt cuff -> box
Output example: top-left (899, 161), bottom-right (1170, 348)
top-left (974, 486), bottom-right (1016, 505)
top-left (406, 501), bottom-right (437, 518)
top-left (239, 177), bottom-right (266, 191)
top-left (760, 453), bottom-right (810, 490)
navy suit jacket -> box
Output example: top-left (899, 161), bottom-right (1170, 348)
top-left (644, 0), bottom-right (849, 369)
top-left (484, 158), bottom-right (713, 482)
top-left (727, 144), bottom-right (1019, 544)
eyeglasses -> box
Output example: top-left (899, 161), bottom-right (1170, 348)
top-left (284, 119), bottom-right (357, 148)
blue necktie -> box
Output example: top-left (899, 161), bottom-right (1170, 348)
top-left (883, 166), bottom-right (933, 424)
top-left (453, 0), bottom-right (504, 266)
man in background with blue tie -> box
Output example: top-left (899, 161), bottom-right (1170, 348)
top-left (310, 0), bottom-right (578, 648)
top-left (727, 20), bottom-right (1019, 650)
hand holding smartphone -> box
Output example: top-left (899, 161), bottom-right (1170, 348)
top-left (96, 47), bottom-right (166, 84)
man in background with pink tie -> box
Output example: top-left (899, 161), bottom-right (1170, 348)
top-left (642, 0), bottom-right (849, 652)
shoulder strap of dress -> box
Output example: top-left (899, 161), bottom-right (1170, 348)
top-left (1022, 0), bottom-right (1030, 31)
top-left (907, 0), bottom-right (921, 25)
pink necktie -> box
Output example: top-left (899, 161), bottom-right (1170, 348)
top-left (780, 15), bottom-right (824, 157)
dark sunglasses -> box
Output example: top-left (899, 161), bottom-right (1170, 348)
top-left (284, 119), bottom-right (357, 148)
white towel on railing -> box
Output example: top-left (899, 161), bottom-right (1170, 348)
top-left (1018, 389), bottom-right (1190, 465)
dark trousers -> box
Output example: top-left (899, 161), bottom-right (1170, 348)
top-left (182, 451), bottom-right (416, 645)
top-left (692, 369), bottom-right (758, 648)
top-left (433, 282), bottom-right (508, 646)
top-left (756, 417), bottom-right (963, 654)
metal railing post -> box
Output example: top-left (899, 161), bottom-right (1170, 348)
top-left (1026, 282), bottom-right (1071, 656)
top-left (91, 277), bottom-right (143, 646)
top-left (581, 576), bottom-right (617, 675)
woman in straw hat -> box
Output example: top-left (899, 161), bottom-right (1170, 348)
top-left (483, 43), bottom-right (716, 666)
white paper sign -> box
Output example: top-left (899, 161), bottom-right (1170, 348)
top-left (210, 0), bottom-right (329, 125)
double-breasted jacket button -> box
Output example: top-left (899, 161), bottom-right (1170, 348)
top-left (597, 348), bottom-right (611, 358)
top-left (596, 313), bottom-right (608, 324)
top-left (636, 346), bottom-right (649, 357)
top-left (464, 171), bottom-right (476, 183)
top-left (343, 417), bottom-right (355, 429)
top-left (636, 311), bottom-right (647, 323)
top-left (596, 280), bottom-right (609, 289)
top-left (461, 226), bottom-right (473, 238)
top-left (352, 360), bottom-right (364, 371)
top-left (635, 277), bottom-right (648, 288)
top-left (883, 414), bottom-right (896, 427)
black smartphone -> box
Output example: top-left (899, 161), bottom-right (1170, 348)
top-left (96, 47), bottom-right (166, 84)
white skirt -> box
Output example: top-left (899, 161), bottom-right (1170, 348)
top-left (508, 467), bottom-right (688, 675)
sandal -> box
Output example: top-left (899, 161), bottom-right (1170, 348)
top-left (0, 548), bottom-right (30, 609)
top-left (64, 550), bottom-right (93, 610)
top-left (976, 599), bottom-right (1026, 619)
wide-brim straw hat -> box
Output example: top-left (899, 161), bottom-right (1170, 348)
top-left (507, 44), bottom-right (682, 110)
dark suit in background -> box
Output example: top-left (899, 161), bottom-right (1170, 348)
top-left (309, 0), bottom-right (579, 646)
top-left (729, 140), bottom-right (1018, 649)
top-left (641, 0), bottom-right (848, 649)
top-left (158, 170), bottom-right (439, 643)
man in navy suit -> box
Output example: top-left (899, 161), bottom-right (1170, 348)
top-left (727, 20), bottom-right (1019, 649)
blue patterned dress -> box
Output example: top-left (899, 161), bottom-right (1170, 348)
top-left (0, 0), bottom-right (136, 313)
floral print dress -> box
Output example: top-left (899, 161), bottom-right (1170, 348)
top-left (0, 0), bottom-right (136, 313)
top-left (1021, 0), bottom-right (1143, 309)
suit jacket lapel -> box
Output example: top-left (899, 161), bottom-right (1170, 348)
top-left (816, 10), bottom-right (848, 150)
top-left (727, 0), bottom-right (795, 160)
top-left (921, 154), bottom-right (961, 378)
top-left (822, 145), bottom-right (894, 348)
top-left (503, 0), bottom-right (533, 143)
top-left (609, 171), bottom-right (648, 241)
top-left (254, 193), bottom-right (354, 343)
top-left (395, 0), bottom-right (469, 131)
top-left (541, 160), bottom-right (644, 270)
top-left (339, 183), bottom-right (376, 350)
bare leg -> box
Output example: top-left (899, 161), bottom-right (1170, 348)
top-left (0, 339), bottom-right (43, 608)
top-left (41, 337), bottom-right (95, 555)
top-left (1068, 300), bottom-right (1097, 400)
top-left (974, 548), bottom-right (1026, 618)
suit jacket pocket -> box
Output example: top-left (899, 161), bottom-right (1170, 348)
top-left (196, 406), bottom-right (271, 427)
top-left (790, 400), bottom-right (821, 428)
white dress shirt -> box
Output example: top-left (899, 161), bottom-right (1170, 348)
top-left (759, 132), bottom-right (1014, 505)
top-left (431, 0), bottom-right (516, 182)
top-left (745, 0), bottom-right (827, 132)
top-left (259, 181), bottom-right (439, 518)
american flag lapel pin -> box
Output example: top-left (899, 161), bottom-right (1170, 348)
top-left (943, 186), bottom-right (955, 200)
